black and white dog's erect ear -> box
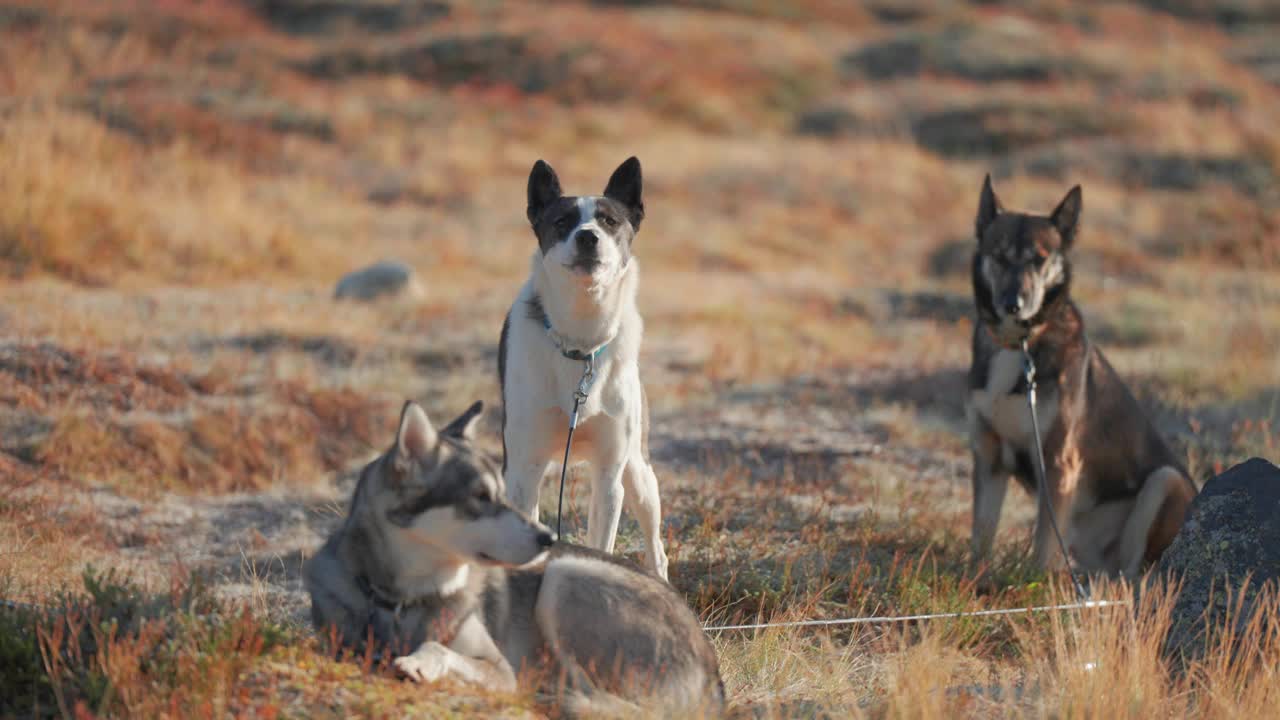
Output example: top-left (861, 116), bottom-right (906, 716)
top-left (603, 156), bottom-right (645, 230)
top-left (975, 173), bottom-right (1002, 240)
top-left (441, 400), bottom-right (484, 442)
top-left (1050, 185), bottom-right (1083, 248)
top-left (395, 401), bottom-right (437, 468)
top-left (527, 159), bottom-right (563, 225)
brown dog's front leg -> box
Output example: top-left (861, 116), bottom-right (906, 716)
top-left (1032, 467), bottom-right (1076, 572)
top-left (969, 425), bottom-right (1007, 571)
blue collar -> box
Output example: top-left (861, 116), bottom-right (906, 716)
top-left (542, 316), bottom-right (609, 363)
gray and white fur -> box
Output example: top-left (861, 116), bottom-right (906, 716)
top-left (304, 401), bottom-right (724, 717)
top-left (498, 156), bottom-right (668, 579)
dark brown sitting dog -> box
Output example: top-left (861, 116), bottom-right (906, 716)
top-left (966, 175), bottom-right (1196, 578)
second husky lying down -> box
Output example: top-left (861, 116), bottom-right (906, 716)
top-left (303, 401), bottom-right (724, 716)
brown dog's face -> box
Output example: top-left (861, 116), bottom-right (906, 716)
top-left (972, 176), bottom-right (1082, 346)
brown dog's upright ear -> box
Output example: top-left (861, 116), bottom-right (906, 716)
top-left (1050, 184), bottom-right (1083, 248)
top-left (603, 156), bottom-right (644, 230)
top-left (527, 159), bottom-right (563, 225)
top-left (975, 174), bottom-right (1002, 239)
top-left (395, 401), bottom-right (437, 468)
top-left (441, 400), bottom-right (484, 441)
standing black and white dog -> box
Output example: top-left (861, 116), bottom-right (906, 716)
top-left (498, 157), bottom-right (668, 580)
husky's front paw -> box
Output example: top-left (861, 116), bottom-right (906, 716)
top-left (394, 643), bottom-right (451, 683)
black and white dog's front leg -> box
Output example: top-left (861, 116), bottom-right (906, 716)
top-left (623, 454), bottom-right (668, 580)
top-left (586, 415), bottom-right (630, 555)
top-left (503, 404), bottom-right (560, 524)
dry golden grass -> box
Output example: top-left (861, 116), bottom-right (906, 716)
top-left (0, 105), bottom-right (346, 285)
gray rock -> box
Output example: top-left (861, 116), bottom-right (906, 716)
top-left (333, 260), bottom-right (422, 302)
top-left (1156, 457), bottom-right (1280, 663)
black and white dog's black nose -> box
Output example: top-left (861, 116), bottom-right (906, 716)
top-left (575, 230), bottom-right (598, 251)
top-left (536, 531), bottom-right (556, 548)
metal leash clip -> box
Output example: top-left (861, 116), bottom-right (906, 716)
top-left (558, 353), bottom-right (599, 537)
top-left (569, 355), bottom-right (596, 430)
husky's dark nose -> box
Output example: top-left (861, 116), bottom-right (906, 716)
top-left (536, 531), bottom-right (555, 548)
top-left (575, 230), bottom-right (598, 252)
top-left (1001, 289), bottom-right (1023, 316)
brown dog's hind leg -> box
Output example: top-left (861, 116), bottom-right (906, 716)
top-left (1068, 499), bottom-right (1131, 575)
top-left (1118, 466), bottom-right (1194, 579)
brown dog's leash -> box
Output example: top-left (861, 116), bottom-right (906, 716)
top-left (1021, 338), bottom-right (1089, 600)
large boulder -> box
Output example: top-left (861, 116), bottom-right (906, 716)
top-left (333, 260), bottom-right (423, 302)
top-left (1156, 457), bottom-right (1280, 662)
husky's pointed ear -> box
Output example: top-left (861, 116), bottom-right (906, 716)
top-left (395, 401), bottom-right (436, 465)
top-left (441, 400), bottom-right (484, 441)
top-left (527, 160), bottom-right (563, 225)
top-left (1050, 184), bottom-right (1082, 248)
top-left (603, 156), bottom-right (644, 229)
top-left (975, 174), bottom-right (1002, 239)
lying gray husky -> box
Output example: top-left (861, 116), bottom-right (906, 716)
top-left (304, 400), bottom-right (724, 716)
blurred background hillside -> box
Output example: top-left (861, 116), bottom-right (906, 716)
top-left (3, 0), bottom-right (1277, 284)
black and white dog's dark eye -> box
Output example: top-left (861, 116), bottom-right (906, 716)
top-left (556, 217), bottom-right (575, 234)
top-left (601, 216), bottom-right (619, 229)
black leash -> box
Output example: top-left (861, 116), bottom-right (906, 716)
top-left (1021, 338), bottom-right (1089, 600)
top-left (556, 354), bottom-right (597, 539)
top-left (539, 313), bottom-right (610, 540)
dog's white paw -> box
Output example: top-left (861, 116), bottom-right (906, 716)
top-left (394, 644), bottom-right (451, 683)
top-left (651, 552), bottom-right (669, 582)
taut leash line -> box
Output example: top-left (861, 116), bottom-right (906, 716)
top-left (703, 598), bottom-right (1127, 633)
top-left (1021, 338), bottom-right (1089, 600)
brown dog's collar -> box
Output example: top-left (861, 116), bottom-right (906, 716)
top-left (983, 319), bottom-right (1048, 350)
top-left (983, 322), bottom-right (1023, 350)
